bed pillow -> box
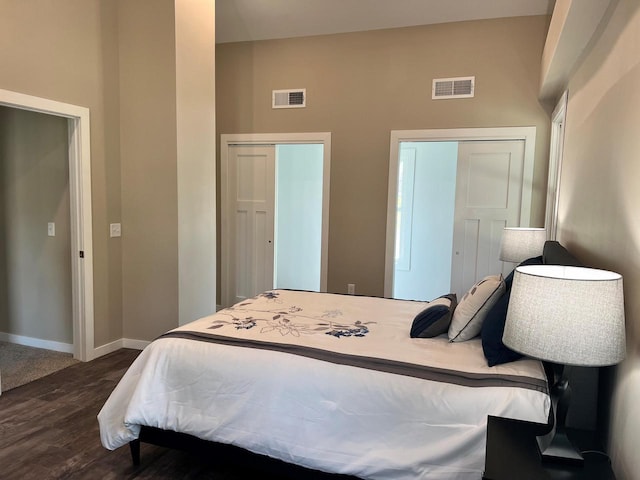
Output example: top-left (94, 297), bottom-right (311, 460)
top-left (410, 294), bottom-right (457, 338)
top-left (481, 256), bottom-right (543, 366)
top-left (481, 292), bottom-right (522, 366)
top-left (503, 255), bottom-right (544, 290)
top-left (543, 241), bottom-right (582, 266)
top-left (448, 274), bottom-right (505, 342)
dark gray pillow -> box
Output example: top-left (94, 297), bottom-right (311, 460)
top-left (410, 294), bottom-right (457, 338)
top-left (543, 241), bottom-right (582, 266)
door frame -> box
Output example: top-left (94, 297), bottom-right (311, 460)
top-left (384, 126), bottom-right (537, 298)
top-left (220, 132), bottom-right (331, 308)
top-left (0, 88), bottom-right (94, 361)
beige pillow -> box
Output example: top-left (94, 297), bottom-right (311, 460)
top-left (448, 274), bottom-right (505, 342)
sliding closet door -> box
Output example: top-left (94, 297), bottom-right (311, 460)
top-left (386, 128), bottom-right (535, 301)
top-left (222, 134), bottom-right (331, 309)
top-left (450, 140), bottom-right (525, 298)
top-left (227, 145), bottom-right (275, 305)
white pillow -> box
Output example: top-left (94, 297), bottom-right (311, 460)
top-left (448, 274), bottom-right (505, 342)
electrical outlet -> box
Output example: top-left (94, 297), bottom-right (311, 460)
top-left (47, 222), bottom-right (55, 237)
top-left (110, 223), bottom-right (121, 238)
top-left (347, 283), bottom-right (355, 295)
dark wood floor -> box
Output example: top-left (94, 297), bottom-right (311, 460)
top-left (0, 348), bottom-right (355, 479)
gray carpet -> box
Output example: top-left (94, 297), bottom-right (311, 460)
top-left (0, 341), bottom-right (79, 392)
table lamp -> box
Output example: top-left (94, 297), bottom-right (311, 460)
top-left (499, 227), bottom-right (547, 263)
top-left (503, 264), bottom-right (626, 464)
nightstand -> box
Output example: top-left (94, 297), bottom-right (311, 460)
top-left (483, 415), bottom-right (616, 480)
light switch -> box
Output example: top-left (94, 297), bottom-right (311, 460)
top-left (110, 223), bottom-right (121, 238)
top-left (48, 222), bottom-right (55, 237)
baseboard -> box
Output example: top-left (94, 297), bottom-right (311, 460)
top-left (92, 339), bottom-right (124, 358)
top-left (92, 338), bottom-right (150, 359)
top-left (0, 332), bottom-right (73, 354)
top-left (0, 333), bottom-right (151, 363)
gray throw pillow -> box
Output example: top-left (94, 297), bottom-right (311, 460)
top-left (448, 274), bottom-right (505, 342)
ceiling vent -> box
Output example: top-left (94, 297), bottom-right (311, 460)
top-left (432, 76), bottom-right (475, 100)
top-left (272, 88), bottom-right (306, 108)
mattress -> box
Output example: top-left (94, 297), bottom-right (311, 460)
top-left (98, 289), bottom-right (550, 479)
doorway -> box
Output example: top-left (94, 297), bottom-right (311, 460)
top-left (392, 141), bottom-right (457, 301)
top-left (0, 88), bottom-right (94, 361)
top-left (274, 144), bottom-right (324, 292)
top-left (0, 107), bottom-right (72, 352)
top-left (220, 133), bottom-right (330, 308)
top-left (385, 127), bottom-right (536, 301)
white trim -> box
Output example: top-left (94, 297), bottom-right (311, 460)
top-left (545, 91), bottom-right (568, 241)
top-left (0, 332), bottom-right (74, 354)
top-left (384, 126), bottom-right (537, 298)
top-left (222, 132), bottom-right (331, 145)
top-left (92, 339), bottom-right (124, 357)
top-left (0, 88), bottom-right (94, 361)
top-left (220, 133), bottom-right (331, 308)
top-left (92, 338), bottom-right (150, 357)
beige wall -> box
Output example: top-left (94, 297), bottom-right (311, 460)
top-left (0, 0), bottom-right (216, 349)
top-left (0, 0), bottom-right (123, 347)
top-left (216, 16), bottom-right (552, 298)
top-left (119, 0), bottom-right (218, 338)
top-left (0, 107), bottom-right (72, 343)
top-left (118, 0), bottom-right (179, 340)
top-left (557, 1), bottom-right (640, 478)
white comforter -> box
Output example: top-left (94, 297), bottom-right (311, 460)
top-left (98, 290), bottom-right (550, 480)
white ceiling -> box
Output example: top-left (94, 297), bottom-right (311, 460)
top-left (216, 0), bottom-right (555, 44)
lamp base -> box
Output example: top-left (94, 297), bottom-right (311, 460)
top-left (535, 363), bottom-right (584, 466)
top-left (538, 429), bottom-right (584, 466)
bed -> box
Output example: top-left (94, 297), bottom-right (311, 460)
top-left (98, 287), bottom-right (551, 480)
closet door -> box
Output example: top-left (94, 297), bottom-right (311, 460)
top-left (227, 145), bottom-right (275, 305)
top-left (451, 140), bottom-right (525, 298)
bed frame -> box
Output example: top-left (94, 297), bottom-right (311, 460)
top-left (129, 426), bottom-right (361, 479)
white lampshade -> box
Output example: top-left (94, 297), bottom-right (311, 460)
top-left (499, 227), bottom-right (547, 263)
top-left (503, 265), bottom-right (626, 366)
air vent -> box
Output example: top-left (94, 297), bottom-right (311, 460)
top-left (432, 76), bottom-right (475, 99)
top-left (272, 88), bottom-right (306, 108)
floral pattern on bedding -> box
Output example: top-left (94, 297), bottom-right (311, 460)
top-left (209, 291), bottom-right (375, 338)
